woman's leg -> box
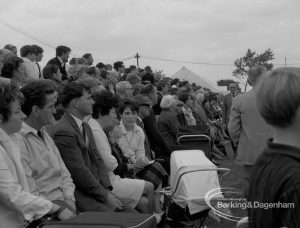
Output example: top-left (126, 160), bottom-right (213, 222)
top-left (138, 181), bottom-right (154, 213)
top-left (136, 196), bottom-right (150, 213)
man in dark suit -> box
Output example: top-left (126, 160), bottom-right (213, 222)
top-left (222, 82), bottom-right (237, 128)
top-left (47, 46), bottom-right (71, 81)
top-left (140, 84), bottom-right (172, 174)
top-left (52, 81), bottom-right (126, 212)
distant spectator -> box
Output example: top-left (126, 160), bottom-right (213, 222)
top-left (144, 66), bottom-right (152, 74)
top-left (47, 45), bottom-right (71, 81)
top-left (82, 53), bottom-right (93, 66)
top-left (1, 56), bottom-right (26, 88)
top-left (96, 62), bottom-right (106, 72)
top-left (113, 61), bottom-right (125, 80)
top-left (20, 45), bottom-right (39, 79)
top-left (42, 64), bottom-right (62, 86)
top-left (126, 73), bottom-right (141, 85)
top-left (106, 64), bottom-right (113, 71)
top-left (141, 73), bottom-right (154, 85)
top-left (3, 44), bottom-right (17, 55)
top-left (67, 64), bottom-right (87, 81)
top-left (32, 45), bottom-right (44, 78)
top-left (86, 66), bottom-right (101, 79)
top-left (115, 81), bottom-right (134, 99)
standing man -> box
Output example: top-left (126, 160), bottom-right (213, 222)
top-left (228, 66), bottom-right (272, 196)
top-left (222, 82), bottom-right (237, 128)
top-left (20, 45), bottom-right (39, 80)
top-left (32, 45), bottom-right (44, 78)
top-left (47, 46), bottom-right (71, 81)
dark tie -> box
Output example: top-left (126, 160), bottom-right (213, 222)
top-left (36, 63), bottom-right (42, 78)
top-left (82, 123), bottom-right (89, 147)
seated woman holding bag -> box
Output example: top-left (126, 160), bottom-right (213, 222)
top-left (117, 99), bottom-right (167, 213)
top-left (0, 84), bottom-right (74, 228)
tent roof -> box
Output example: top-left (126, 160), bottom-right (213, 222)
top-left (170, 67), bottom-right (220, 92)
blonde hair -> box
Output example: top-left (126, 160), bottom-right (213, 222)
top-left (257, 67), bottom-right (300, 128)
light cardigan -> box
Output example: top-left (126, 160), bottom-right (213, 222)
top-left (117, 121), bottom-right (146, 164)
top-left (0, 128), bottom-right (52, 228)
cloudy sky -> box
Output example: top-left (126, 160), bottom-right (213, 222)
top-left (1, 0), bottom-right (300, 86)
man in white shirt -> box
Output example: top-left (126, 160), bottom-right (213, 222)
top-left (20, 45), bottom-right (39, 80)
top-left (17, 80), bottom-right (76, 212)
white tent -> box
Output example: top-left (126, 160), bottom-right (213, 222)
top-left (170, 67), bottom-right (220, 92)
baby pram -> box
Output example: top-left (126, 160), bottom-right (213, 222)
top-left (161, 150), bottom-right (230, 228)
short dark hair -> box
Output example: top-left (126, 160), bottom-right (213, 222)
top-left (86, 66), bottom-right (98, 75)
top-left (56, 46), bottom-right (71, 57)
top-left (32, 45), bottom-right (44, 54)
top-left (118, 99), bottom-right (139, 115)
top-left (60, 81), bottom-right (91, 108)
top-left (42, 64), bottom-right (59, 80)
top-left (96, 62), bottom-right (106, 70)
top-left (20, 80), bottom-right (56, 116)
top-left (1, 56), bottom-right (24, 78)
top-left (141, 73), bottom-right (154, 84)
top-left (20, 45), bottom-right (35, 57)
top-left (113, 61), bottom-right (124, 71)
top-left (157, 80), bottom-right (169, 92)
top-left (170, 78), bottom-right (180, 86)
top-left (83, 53), bottom-right (92, 59)
top-left (92, 90), bottom-right (119, 119)
top-left (3, 44), bottom-right (17, 53)
top-left (140, 84), bottom-right (156, 95)
top-left (178, 93), bottom-right (190, 104)
top-left (0, 84), bottom-right (24, 123)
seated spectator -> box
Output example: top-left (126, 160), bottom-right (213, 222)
top-left (141, 72), bottom-right (154, 85)
top-left (247, 67), bottom-right (300, 227)
top-left (82, 53), bottom-right (93, 66)
top-left (117, 99), bottom-right (166, 215)
top-left (126, 72), bottom-right (141, 85)
top-left (67, 64), bottom-right (87, 82)
top-left (20, 45), bottom-right (39, 79)
top-left (178, 93), bottom-right (197, 126)
top-left (88, 91), bottom-right (156, 214)
top-left (86, 66), bottom-right (101, 79)
top-left (157, 95), bottom-right (181, 150)
top-left (1, 56), bottom-right (26, 88)
top-left (140, 84), bottom-right (172, 170)
top-left (52, 82), bottom-right (134, 213)
top-left (116, 81), bottom-right (134, 99)
top-left (17, 80), bottom-right (76, 213)
top-left (78, 76), bottom-right (105, 93)
top-left (0, 84), bottom-right (73, 227)
top-left (3, 44), bottom-right (18, 55)
top-left (42, 64), bottom-right (62, 86)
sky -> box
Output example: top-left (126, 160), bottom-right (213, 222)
top-left (1, 0), bottom-right (300, 87)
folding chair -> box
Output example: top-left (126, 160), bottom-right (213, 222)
top-left (161, 150), bottom-right (230, 228)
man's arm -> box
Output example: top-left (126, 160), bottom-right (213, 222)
top-left (222, 95), bottom-right (228, 125)
top-left (228, 97), bottom-right (241, 146)
top-left (53, 129), bottom-right (109, 203)
top-left (143, 115), bottom-right (172, 156)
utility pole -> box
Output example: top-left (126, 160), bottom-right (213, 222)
top-left (285, 57), bottom-right (287, 67)
top-left (134, 53), bottom-right (140, 68)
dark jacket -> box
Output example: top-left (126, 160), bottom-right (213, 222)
top-left (47, 57), bottom-right (68, 81)
top-left (52, 113), bottom-right (111, 209)
top-left (143, 109), bottom-right (172, 157)
top-left (157, 109), bottom-right (181, 150)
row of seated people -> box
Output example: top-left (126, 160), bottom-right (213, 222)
top-left (0, 80), bottom-right (170, 227)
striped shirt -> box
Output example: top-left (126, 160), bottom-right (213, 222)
top-left (248, 139), bottom-right (300, 228)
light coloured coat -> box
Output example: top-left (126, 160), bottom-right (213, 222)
top-left (0, 128), bottom-right (52, 228)
top-left (228, 89), bottom-right (273, 165)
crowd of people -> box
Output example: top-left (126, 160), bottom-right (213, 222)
top-left (0, 44), bottom-right (299, 228)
